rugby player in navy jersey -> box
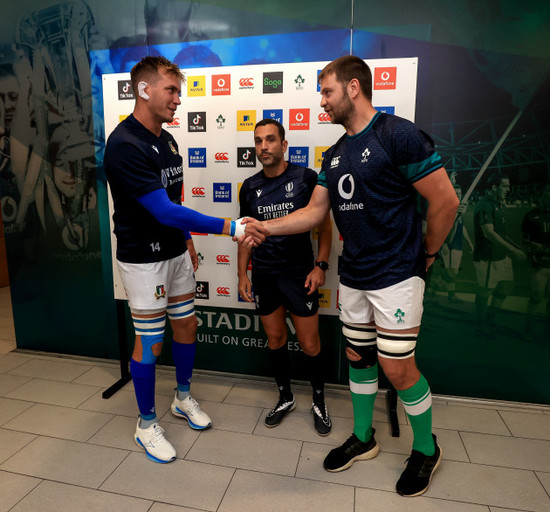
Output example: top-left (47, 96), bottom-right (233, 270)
top-left (238, 119), bottom-right (333, 435)
top-left (104, 56), bottom-right (264, 464)
top-left (242, 56), bottom-right (459, 496)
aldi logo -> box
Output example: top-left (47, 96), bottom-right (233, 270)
top-left (263, 72), bottom-right (283, 93)
top-left (314, 146), bottom-right (330, 168)
top-left (374, 67), bottom-right (397, 90)
top-left (195, 281), bottom-right (209, 299)
top-left (237, 110), bottom-right (256, 131)
top-left (263, 109), bottom-right (283, 124)
top-left (118, 81), bottom-right (134, 100)
top-left (375, 106), bottom-right (395, 115)
top-left (289, 146), bottom-right (309, 167)
top-left (188, 148), bottom-right (206, 167)
top-left (212, 74), bottom-right (231, 95)
top-left (289, 108), bottom-right (310, 130)
top-left (213, 183), bottom-right (232, 202)
top-left (187, 76), bottom-right (206, 96)
top-left (188, 112), bottom-right (206, 132)
top-left (237, 147), bottom-right (256, 167)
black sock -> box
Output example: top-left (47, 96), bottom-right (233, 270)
top-left (304, 351), bottom-right (325, 405)
top-left (269, 345), bottom-right (292, 400)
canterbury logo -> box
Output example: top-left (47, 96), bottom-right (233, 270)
top-left (215, 152), bottom-right (229, 161)
top-left (318, 113), bottom-right (331, 122)
top-left (167, 118), bottom-right (180, 126)
top-left (216, 255), bottom-right (230, 263)
top-left (239, 78), bottom-right (254, 87)
top-left (191, 187), bottom-right (205, 195)
top-left (216, 287), bottom-right (230, 295)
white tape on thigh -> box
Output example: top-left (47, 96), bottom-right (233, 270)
top-left (377, 331), bottom-right (417, 359)
top-left (343, 323), bottom-right (377, 347)
top-left (167, 298), bottom-right (195, 320)
top-left (132, 312), bottom-right (166, 336)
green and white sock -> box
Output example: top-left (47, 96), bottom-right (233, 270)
top-left (349, 364), bottom-right (378, 442)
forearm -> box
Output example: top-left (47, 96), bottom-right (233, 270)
top-left (316, 212), bottom-right (332, 261)
top-left (424, 201), bottom-right (459, 254)
top-left (237, 245), bottom-right (253, 278)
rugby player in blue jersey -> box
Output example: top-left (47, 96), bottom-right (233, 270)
top-left (104, 56), bottom-right (264, 464)
top-left (242, 56), bottom-right (458, 496)
top-left (238, 119), bottom-right (333, 435)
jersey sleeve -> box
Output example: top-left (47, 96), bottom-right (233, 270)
top-left (239, 179), bottom-right (253, 218)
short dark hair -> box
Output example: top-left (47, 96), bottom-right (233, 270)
top-left (130, 56), bottom-right (184, 95)
top-left (318, 55), bottom-right (372, 101)
top-left (486, 172), bottom-right (509, 190)
top-left (255, 118), bottom-right (285, 141)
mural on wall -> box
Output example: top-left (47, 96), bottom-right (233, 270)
top-left (0, 0), bottom-right (549, 402)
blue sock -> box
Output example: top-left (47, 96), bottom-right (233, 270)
top-left (130, 359), bottom-right (157, 424)
top-left (172, 340), bottom-right (197, 400)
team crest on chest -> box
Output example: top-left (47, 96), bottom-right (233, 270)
top-left (168, 140), bottom-right (178, 155)
top-left (285, 181), bottom-right (294, 198)
top-left (361, 147), bottom-right (371, 163)
top-left (155, 285), bottom-right (166, 299)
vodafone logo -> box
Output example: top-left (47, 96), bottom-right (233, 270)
top-left (212, 74), bottom-right (230, 96)
top-left (216, 255), bottom-right (230, 264)
top-left (289, 108), bottom-right (310, 130)
top-left (217, 78), bottom-right (226, 87)
top-left (215, 152), bottom-right (229, 162)
top-left (338, 174), bottom-right (355, 200)
top-left (239, 78), bottom-right (254, 88)
top-left (318, 113), bottom-right (331, 123)
top-left (192, 187), bottom-right (206, 197)
top-left (374, 67), bottom-right (397, 90)
top-left (216, 287), bottom-right (230, 296)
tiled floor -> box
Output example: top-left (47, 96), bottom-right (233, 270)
top-left (1, 286), bottom-right (550, 511)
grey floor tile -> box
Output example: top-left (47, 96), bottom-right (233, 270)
top-left (0, 374), bottom-right (31, 396)
top-left (100, 452), bottom-right (234, 511)
top-left (218, 469), bottom-right (354, 512)
top-left (431, 404), bottom-right (511, 435)
top-left (0, 397), bottom-right (33, 426)
top-left (224, 380), bottom-right (277, 407)
top-left (0, 436), bottom-right (129, 488)
top-left (3, 403), bottom-right (113, 442)
top-left (0, 353), bottom-right (28, 373)
top-left (296, 441), bottom-right (401, 492)
top-left (537, 471), bottom-right (550, 495)
top-left (185, 429), bottom-right (302, 476)
top-left (150, 504), bottom-right (208, 512)
top-left (7, 358), bottom-right (92, 382)
top-left (0, 428), bottom-right (36, 464)
top-left (78, 389), bottom-right (173, 418)
top-left (355, 487), bottom-right (489, 511)
top-left (500, 410), bottom-right (550, 440)
top-left (427, 459), bottom-right (550, 511)
top-left (0, 470), bottom-right (41, 512)
top-left (8, 480), bottom-right (152, 512)
top-left (161, 399), bottom-right (263, 434)
top-left (489, 508), bottom-right (534, 512)
top-left (5, 378), bottom-right (100, 407)
top-left (0, 340), bottom-right (16, 355)
top-left (73, 365), bottom-right (122, 387)
top-left (88, 415), bottom-right (200, 459)
top-left (462, 431), bottom-right (550, 472)
top-left (156, 372), bottom-right (235, 402)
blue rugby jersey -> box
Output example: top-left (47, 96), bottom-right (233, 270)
top-left (105, 114), bottom-right (186, 263)
top-left (318, 112), bottom-right (442, 290)
top-left (239, 163), bottom-right (317, 274)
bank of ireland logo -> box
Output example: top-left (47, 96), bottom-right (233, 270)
top-left (188, 148), bottom-right (206, 167)
top-left (374, 67), bottom-right (397, 90)
top-left (212, 74), bottom-right (230, 95)
top-left (263, 72), bottom-right (283, 93)
top-left (338, 174), bottom-right (355, 200)
top-left (375, 106), bottom-right (395, 115)
top-left (117, 80), bottom-right (134, 100)
top-left (188, 112), bottom-right (206, 132)
top-left (237, 147), bottom-right (256, 167)
top-left (289, 146), bottom-right (308, 167)
top-left (361, 147), bottom-right (370, 163)
top-left (213, 182), bottom-right (232, 202)
top-left (263, 109), bottom-right (283, 124)
top-left (294, 74), bottom-right (305, 90)
top-left (237, 110), bottom-right (256, 131)
top-left (187, 76), bottom-right (206, 96)
top-left (216, 114), bottom-right (226, 129)
top-left (285, 181), bottom-right (294, 199)
top-left (394, 308), bottom-right (405, 323)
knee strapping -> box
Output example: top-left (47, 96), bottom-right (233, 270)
top-left (132, 312), bottom-right (166, 364)
top-left (377, 331), bottom-right (417, 360)
top-left (167, 298), bottom-right (195, 321)
top-left (343, 323), bottom-right (377, 369)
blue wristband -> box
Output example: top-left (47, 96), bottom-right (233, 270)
top-left (229, 221), bottom-right (236, 237)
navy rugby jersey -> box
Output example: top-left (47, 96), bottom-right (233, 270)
top-left (104, 114), bottom-right (186, 263)
top-left (318, 112), bottom-right (442, 290)
top-left (239, 163), bottom-right (317, 274)
top-left (473, 196), bottom-right (508, 262)
top-left (521, 207), bottom-right (550, 268)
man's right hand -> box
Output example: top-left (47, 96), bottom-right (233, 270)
top-left (238, 276), bottom-right (254, 302)
top-left (234, 218), bottom-right (269, 247)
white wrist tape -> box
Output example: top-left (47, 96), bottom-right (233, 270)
top-left (233, 217), bottom-right (247, 238)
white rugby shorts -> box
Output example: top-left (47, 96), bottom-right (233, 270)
top-left (339, 276), bottom-right (425, 330)
top-left (473, 257), bottom-right (513, 289)
top-left (117, 252), bottom-right (195, 311)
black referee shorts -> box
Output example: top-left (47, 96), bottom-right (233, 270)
top-left (252, 270), bottom-right (319, 317)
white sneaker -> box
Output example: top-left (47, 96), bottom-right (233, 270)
top-left (171, 393), bottom-right (212, 430)
top-left (134, 417), bottom-right (176, 463)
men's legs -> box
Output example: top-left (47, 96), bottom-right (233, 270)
top-left (292, 312), bottom-right (332, 435)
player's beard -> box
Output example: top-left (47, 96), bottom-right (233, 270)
top-left (330, 90), bottom-right (354, 127)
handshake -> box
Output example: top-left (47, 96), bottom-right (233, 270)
top-left (230, 217), bottom-right (269, 247)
